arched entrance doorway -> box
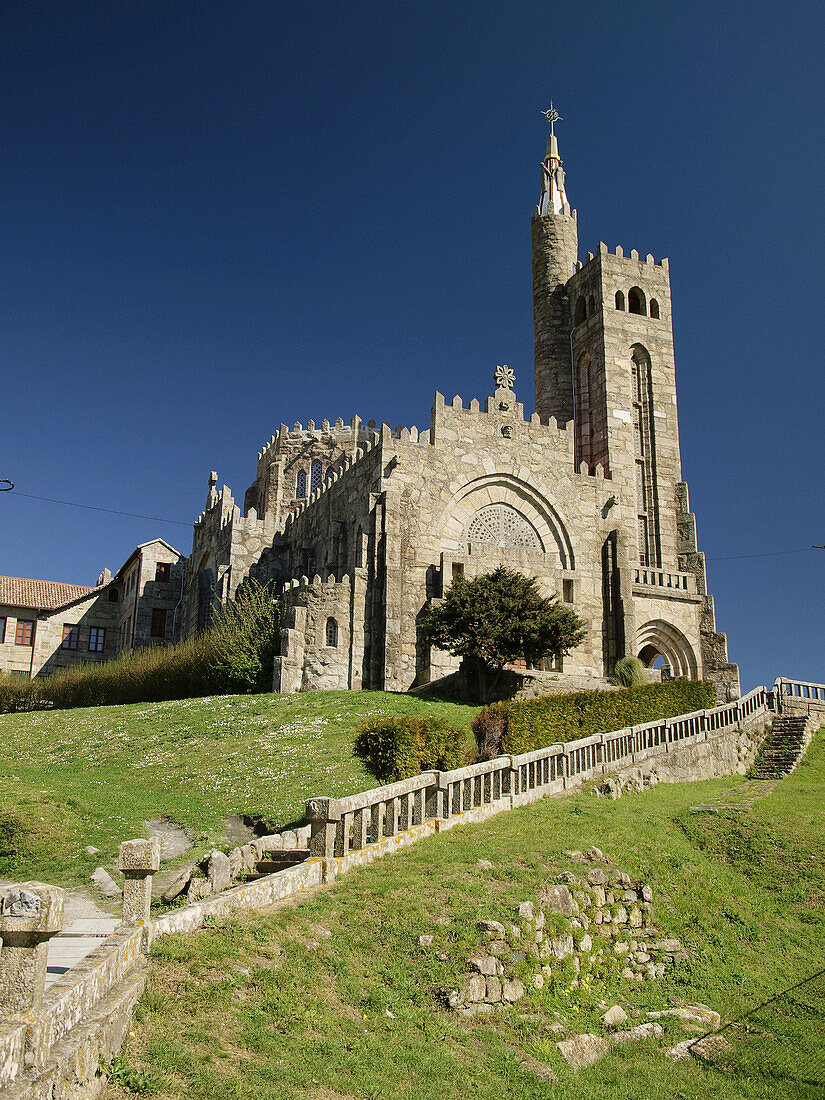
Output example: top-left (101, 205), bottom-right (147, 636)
top-left (635, 620), bottom-right (698, 680)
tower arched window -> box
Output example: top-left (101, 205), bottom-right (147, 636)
top-left (615, 290), bottom-right (625, 311)
top-left (310, 459), bottom-right (323, 493)
top-left (295, 469), bottom-right (307, 498)
top-left (649, 297), bottom-right (660, 319)
top-left (628, 286), bottom-right (647, 316)
top-left (325, 465), bottom-right (335, 483)
top-left (325, 617), bottom-right (338, 647)
top-left (574, 296), bottom-right (587, 325)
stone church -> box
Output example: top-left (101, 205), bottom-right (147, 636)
top-left (182, 127), bottom-right (739, 701)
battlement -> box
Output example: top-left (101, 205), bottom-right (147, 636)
top-left (281, 571), bottom-right (354, 596)
top-left (255, 414), bottom-right (428, 468)
top-left (430, 388), bottom-right (572, 447)
top-left (573, 241), bottom-right (669, 274)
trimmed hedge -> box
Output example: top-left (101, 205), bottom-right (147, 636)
top-left (473, 680), bottom-right (717, 758)
top-left (354, 716), bottom-right (469, 783)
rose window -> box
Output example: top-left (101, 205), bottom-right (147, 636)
top-left (464, 504), bottom-right (542, 550)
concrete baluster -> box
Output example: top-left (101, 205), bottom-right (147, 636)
top-left (306, 798), bottom-right (341, 859)
top-left (0, 882), bottom-right (64, 1019)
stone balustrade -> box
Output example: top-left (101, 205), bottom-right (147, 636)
top-left (632, 567), bottom-right (693, 593)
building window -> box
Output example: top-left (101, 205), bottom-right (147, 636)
top-left (108, 588), bottom-right (119, 602)
top-left (88, 626), bottom-right (106, 652)
top-left (296, 469), bottom-right (307, 498)
top-left (574, 295), bottom-right (587, 325)
top-left (15, 620), bottom-right (34, 646)
top-left (0, 617), bottom-right (5, 643)
top-left (628, 286), bottom-right (646, 315)
top-left (615, 290), bottom-right (625, 310)
top-left (150, 608), bottom-right (168, 639)
top-left (155, 562), bottom-right (171, 583)
top-left (562, 578), bottom-right (574, 604)
top-left (649, 297), bottom-right (660, 319)
top-left (61, 624), bottom-right (79, 650)
top-left (310, 459), bottom-right (323, 493)
top-left (325, 617), bottom-right (338, 647)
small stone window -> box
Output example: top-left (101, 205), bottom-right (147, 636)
top-left (649, 297), bottom-right (660, 319)
top-left (615, 290), bottom-right (625, 311)
top-left (562, 579), bottom-right (574, 603)
top-left (325, 617), bottom-right (338, 647)
top-left (574, 296), bottom-right (587, 325)
top-left (107, 588), bottom-right (119, 602)
top-left (628, 286), bottom-right (646, 316)
top-left (296, 469), bottom-right (307, 498)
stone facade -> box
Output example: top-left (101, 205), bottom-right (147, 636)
top-left (0, 540), bottom-right (184, 679)
top-left (179, 131), bottom-right (738, 700)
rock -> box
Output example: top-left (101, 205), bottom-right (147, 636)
top-left (436, 951), bottom-right (449, 962)
top-left (84, 845), bottom-right (100, 856)
top-left (586, 847), bottom-right (606, 863)
top-left (458, 1003), bottom-right (493, 1017)
top-left (579, 933), bottom-right (593, 952)
top-left (477, 919), bottom-right (506, 935)
top-left (461, 975), bottom-right (487, 1003)
top-left (556, 871), bottom-right (579, 884)
top-left (640, 884), bottom-right (653, 902)
top-left (611, 1022), bottom-right (663, 1044)
top-left (91, 867), bottom-right (121, 898)
top-left (519, 1054), bottom-right (558, 1083)
top-left (629, 907), bottom-right (643, 928)
top-left (556, 1033), bottom-right (610, 1069)
top-left (255, 834), bottom-right (283, 857)
top-left (240, 843), bottom-right (258, 874)
top-left (469, 956), bottom-right (497, 976)
top-left (532, 973), bottom-right (545, 989)
top-left (417, 934), bottom-right (434, 947)
top-left (186, 876), bottom-right (212, 901)
top-left (602, 1005), bottom-right (628, 1029)
top-left (228, 847), bottom-right (242, 879)
top-left (586, 868), bottom-right (609, 886)
top-left (564, 850), bottom-right (587, 863)
top-left (296, 825), bottom-right (311, 846)
top-left (484, 977), bottom-right (502, 1002)
top-left (477, 859), bottom-right (494, 870)
top-left (501, 978), bottom-right (525, 1003)
top-left (156, 861), bottom-right (196, 902)
top-left (280, 830), bottom-right (298, 849)
top-left (517, 901), bottom-right (535, 921)
top-left (621, 967), bottom-right (635, 980)
top-left (668, 1033), bottom-right (732, 1063)
top-left (670, 1004), bottom-right (721, 1029)
top-left (488, 939), bottom-right (507, 955)
top-left (541, 884), bottom-right (574, 917)
top-left (207, 850), bottom-right (231, 893)
top-left (550, 934), bottom-right (574, 960)
top-left (614, 906), bottom-right (628, 924)
top-left (444, 988), bottom-right (461, 1009)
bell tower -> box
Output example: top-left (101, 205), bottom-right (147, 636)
top-left (532, 106), bottom-right (578, 426)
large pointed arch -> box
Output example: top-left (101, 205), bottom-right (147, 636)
top-left (439, 473), bottom-right (576, 569)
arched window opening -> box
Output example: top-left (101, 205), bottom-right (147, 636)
top-left (295, 469), bottom-right (307, 498)
top-left (325, 465), bottom-right (335, 483)
top-left (587, 295), bottom-right (595, 317)
top-left (631, 344), bottom-right (660, 567)
top-left (615, 290), bottom-right (625, 311)
top-left (574, 296), bottom-right (587, 325)
top-left (649, 297), bottom-right (660, 319)
top-left (310, 460), bottom-right (323, 493)
top-left (628, 286), bottom-right (646, 316)
top-left (325, 617), bottom-right (338, 647)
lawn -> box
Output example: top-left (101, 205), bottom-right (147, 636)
top-left (104, 729), bottom-right (825, 1099)
top-left (0, 691), bottom-right (479, 891)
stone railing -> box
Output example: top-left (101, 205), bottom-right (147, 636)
top-left (632, 566), bottom-right (693, 593)
top-left (0, 683), bottom-right (773, 1097)
top-left (774, 677), bottom-right (825, 715)
top-left (306, 686), bottom-right (769, 862)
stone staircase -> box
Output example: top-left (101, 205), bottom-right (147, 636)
top-left (751, 715), bottom-right (814, 780)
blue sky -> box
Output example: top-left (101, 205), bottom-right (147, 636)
top-left (1, 1), bottom-right (823, 691)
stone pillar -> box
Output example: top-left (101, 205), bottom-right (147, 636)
top-left (0, 882), bottom-right (64, 1017)
top-left (118, 838), bottom-right (160, 936)
top-left (306, 798), bottom-right (341, 859)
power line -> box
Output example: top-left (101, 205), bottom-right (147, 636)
top-left (7, 490), bottom-right (192, 527)
top-left (708, 547), bottom-right (813, 562)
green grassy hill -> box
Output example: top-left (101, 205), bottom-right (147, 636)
top-left (0, 691), bottom-right (478, 890)
top-left (107, 729), bottom-right (825, 1100)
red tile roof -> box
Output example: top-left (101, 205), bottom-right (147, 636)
top-left (0, 576), bottom-right (99, 612)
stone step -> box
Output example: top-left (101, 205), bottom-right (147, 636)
top-left (250, 850), bottom-right (310, 877)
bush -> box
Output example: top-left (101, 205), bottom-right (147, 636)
top-left (472, 680), bottom-right (717, 758)
top-left (612, 656), bottom-right (648, 687)
top-left (354, 715), bottom-right (468, 782)
top-left (0, 582), bottom-right (285, 713)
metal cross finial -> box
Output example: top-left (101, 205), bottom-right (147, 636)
top-left (541, 103), bottom-right (562, 135)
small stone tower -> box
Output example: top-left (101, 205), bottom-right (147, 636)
top-left (532, 117), bottom-right (578, 426)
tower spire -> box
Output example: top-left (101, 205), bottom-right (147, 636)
top-left (537, 104), bottom-right (569, 217)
